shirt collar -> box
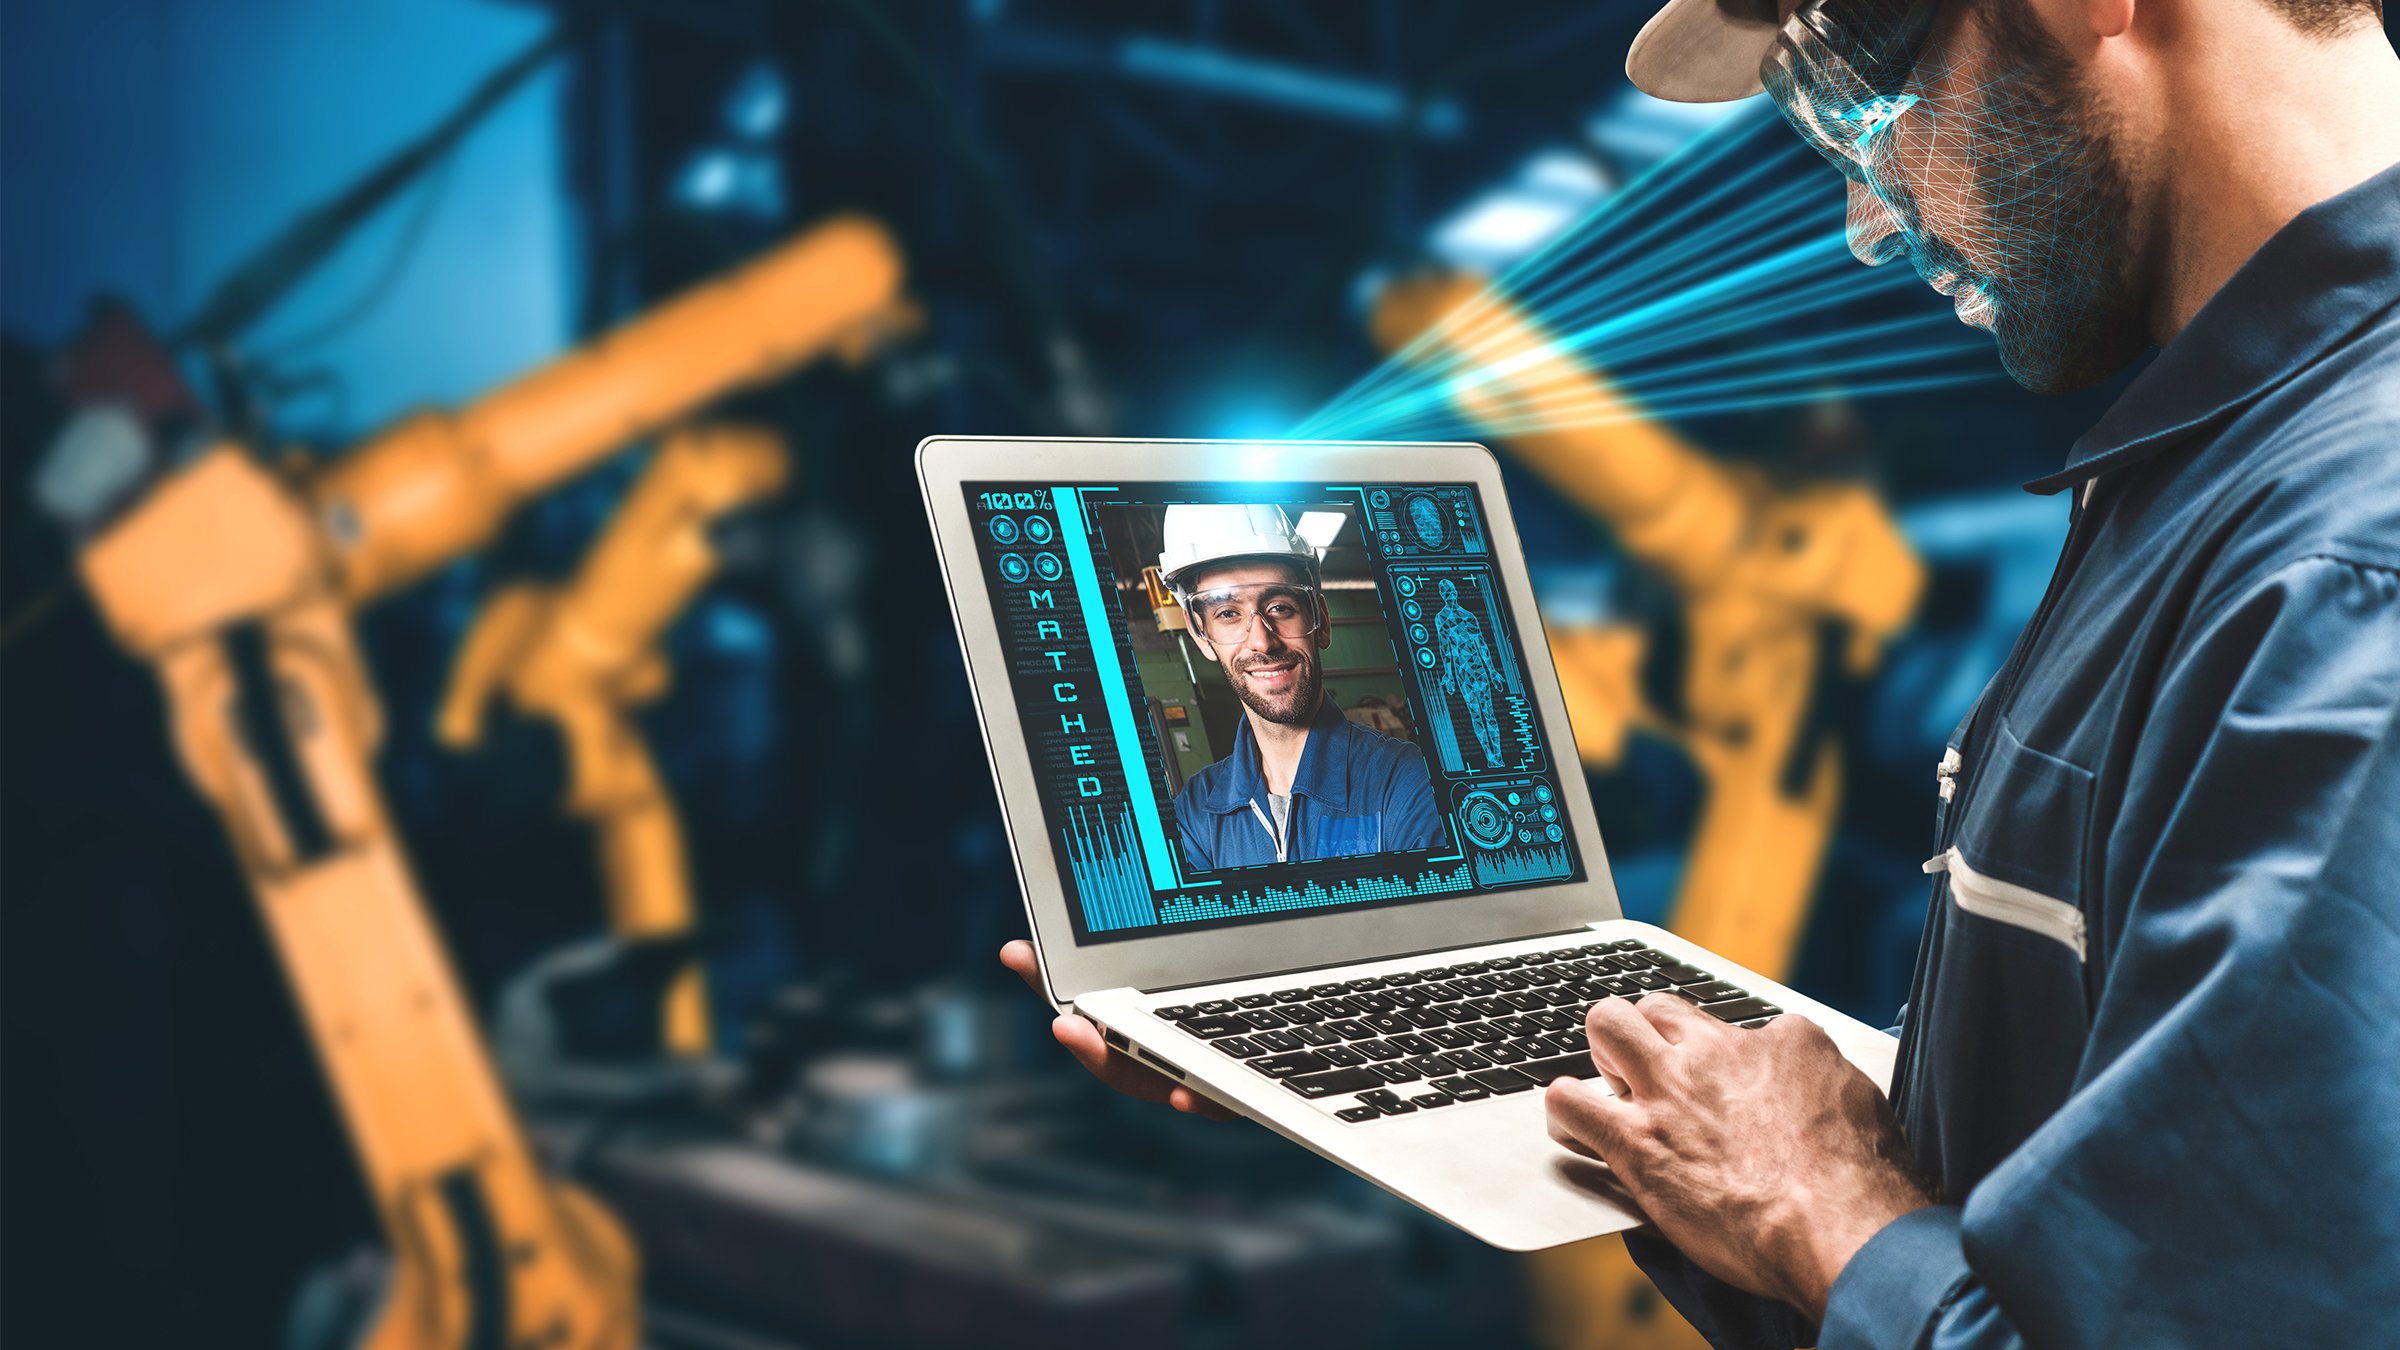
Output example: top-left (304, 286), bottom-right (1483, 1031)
top-left (1204, 694), bottom-right (1354, 813)
top-left (2023, 159), bottom-right (2400, 497)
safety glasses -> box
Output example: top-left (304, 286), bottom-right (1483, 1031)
top-left (1762, 0), bottom-right (1941, 182)
top-left (1183, 581), bottom-right (1324, 647)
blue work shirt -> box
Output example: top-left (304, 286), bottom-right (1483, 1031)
top-left (1170, 694), bottom-right (1445, 869)
top-left (1640, 162), bottom-right (2400, 1347)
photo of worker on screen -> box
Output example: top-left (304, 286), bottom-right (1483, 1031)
top-left (1156, 503), bottom-right (1443, 869)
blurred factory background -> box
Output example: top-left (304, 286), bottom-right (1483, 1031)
top-left (1, 2), bottom-right (2124, 1346)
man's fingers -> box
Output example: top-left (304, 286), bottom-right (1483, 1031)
top-left (1050, 1015), bottom-right (1179, 1105)
top-left (1633, 990), bottom-right (1718, 1044)
top-left (998, 940), bottom-right (1044, 996)
top-left (1584, 997), bottom-right (1673, 1094)
top-left (1168, 1085), bottom-right (1242, 1121)
top-left (1546, 1076), bottom-right (1635, 1162)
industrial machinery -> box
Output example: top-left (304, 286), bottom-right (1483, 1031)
top-left (47, 216), bottom-right (905, 1348)
top-left (439, 423), bottom-right (793, 1059)
top-left (1371, 273), bottom-right (1925, 1350)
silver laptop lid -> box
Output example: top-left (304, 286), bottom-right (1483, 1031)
top-left (920, 437), bottom-right (1623, 1005)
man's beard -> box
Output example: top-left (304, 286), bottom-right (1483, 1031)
top-left (1227, 650), bottom-right (1323, 728)
top-left (1885, 3), bottom-right (2151, 392)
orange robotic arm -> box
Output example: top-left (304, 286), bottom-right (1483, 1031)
top-left (66, 216), bottom-right (903, 1349)
top-left (1370, 273), bottom-right (1924, 980)
top-left (439, 424), bottom-right (793, 1057)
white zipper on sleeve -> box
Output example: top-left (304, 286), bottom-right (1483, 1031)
top-left (1936, 745), bottom-right (1963, 802)
top-left (1922, 846), bottom-right (2087, 961)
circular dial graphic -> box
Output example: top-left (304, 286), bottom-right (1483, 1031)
top-left (1459, 791), bottom-right (1514, 849)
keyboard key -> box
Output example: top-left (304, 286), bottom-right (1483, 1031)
top-left (1290, 1025), bottom-right (1341, 1048)
top-left (1404, 1054), bottom-right (1453, 1078)
top-left (1327, 1020), bottom-right (1379, 1042)
top-left (1410, 1092), bottom-right (1455, 1109)
top-left (1442, 1049), bottom-right (1494, 1071)
top-left (1215, 1036), bottom-right (1266, 1058)
top-left (1241, 1009), bottom-right (1290, 1030)
top-left (1523, 966), bottom-right (1570, 989)
top-left (1154, 1005), bottom-right (1196, 1021)
top-left (1355, 1039), bottom-right (1404, 1061)
top-left (1495, 1016), bottom-right (1539, 1037)
top-left (1459, 1022), bottom-right (1505, 1044)
top-left (1516, 1052), bottom-right (1601, 1084)
top-left (1545, 987), bottom-right (1590, 1007)
top-left (1370, 1062), bottom-right (1423, 1084)
top-left (1419, 966), bottom-right (1456, 980)
top-left (1320, 1045), bottom-right (1368, 1067)
top-left (1598, 977), bottom-right (1642, 998)
top-left (1336, 1105), bottom-right (1382, 1123)
top-left (1178, 1015), bottom-right (1252, 1039)
top-left (1271, 988), bottom-right (1313, 1003)
top-left (1236, 993), bottom-right (1276, 1009)
top-left (1252, 1051), bottom-right (1330, 1078)
top-left (1389, 989), bottom-right (1433, 1010)
top-left (1197, 999), bottom-right (1240, 1014)
top-left (1627, 971), bottom-right (1673, 991)
top-left (1359, 1088), bottom-right (1403, 1107)
top-left (1741, 1018), bottom-right (1776, 1029)
top-left (1467, 998), bottom-right (1514, 1019)
top-left (1506, 1036), bottom-right (1552, 1058)
top-left (1366, 1014), bottom-right (1412, 1036)
top-left (1520, 949), bottom-right (1564, 964)
top-left (1468, 1067), bottom-right (1541, 1094)
top-left (1389, 1033), bottom-right (1436, 1056)
top-left (1284, 1067), bottom-right (1388, 1098)
top-left (1344, 977), bottom-right (1386, 992)
top-left (1609, 939), bottom-right (1651, 951)
top-left (1279, 1005), bottom-right (1326, 1026)
top-left (1527, 1010), bottom-right (1575, 1031)
top-left (1310, 997), bottom-right (1361, 1019)
top-left (1383, 971), bottom-right (1425, 986)
top-left (1488, 972), bottom-right (1530, 992)
top-left (1349, 994), bottom-right (1398, 1015)
top-left (1402, 1007), bottom-right (1454, 1029)
top-left (1502, 992), bottom-right (1549, 1012)
top-left (1419, 981), bottom-right (1466, 1001)
top-left (1424, 1027), bottom-right (1471, 1049)
top-left (1453, 977), bottom-right (1497, 997)
top-left (1659, 964), bottom-right (1715, 985)
top-left (1430, 1074), bottom-right (1491, 1101)
top-left (1484, 1043), bottom-right (1529, 1064)
top-left (1704, 999), bottom-right (1783, 1022)
top-left (1545, 1030), bottom-right (1590, 1053)
top-left (1253, 1030), bottom-right (1303, 1053)
top-left (1482, 956), bottom-right (1523, 970)
top-left (1310, 983), bottom-right (1347, 998)
top-left (1675, 981), bottom-right (1749, 1005)
top-left (1450, 961), bottom-right (1490, 974)
top-left (1373, 1098), bottom-right (1419, 1116)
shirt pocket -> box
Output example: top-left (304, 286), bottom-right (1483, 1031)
top-left (1935, 717), bottom-right (2096, 961)
top-left (1910, 719), bottom-right (2098, 1175)
top-left (1310, 814), bottom-right (1382, 859)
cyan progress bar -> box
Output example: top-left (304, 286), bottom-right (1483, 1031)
top-left (1054, 487), bottom-right (1179, 892)
top-left (1065, 804), bottom-right (1156, 932)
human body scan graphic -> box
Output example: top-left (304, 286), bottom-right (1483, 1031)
top-left (1394, 566), bottom-right (1539, 777)
top-left (1432, 577), bottom-right (1505, 769)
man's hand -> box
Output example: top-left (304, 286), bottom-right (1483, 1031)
top-left (998, 940), bottom-right (1238, 1121)
top-left (1545, 994), bottom-right (1931, 1322)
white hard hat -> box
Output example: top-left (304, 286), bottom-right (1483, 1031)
top-left (1158, 503), bottom-right (1316, 596)
top-left (1626, 0), bottom-right (1782, 103)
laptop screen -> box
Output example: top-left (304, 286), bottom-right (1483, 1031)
top-left (965, 481), bottom-right (1586, 944)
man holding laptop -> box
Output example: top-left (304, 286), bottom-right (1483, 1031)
top-left (979, 0), bottom-right (2400, 1338)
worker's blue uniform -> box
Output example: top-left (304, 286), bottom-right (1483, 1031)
top-left (1638, 163), bottom-right (2400, 1347)
top-left (1171, 694), bottom-right (1445, 869)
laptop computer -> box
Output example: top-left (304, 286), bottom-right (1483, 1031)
top-left (919, 436), bottom-right (1898, 1250)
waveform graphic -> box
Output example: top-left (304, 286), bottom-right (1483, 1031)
top-left (1473, 844), bottom-right (1572, 888)
top-left (1065, 805), bottom-right (1157, 932)
top-left (1157, 861), bottom-right (1474, 926)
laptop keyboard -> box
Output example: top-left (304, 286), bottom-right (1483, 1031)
top-left (1152, 938), bottom-right (1780, 1123)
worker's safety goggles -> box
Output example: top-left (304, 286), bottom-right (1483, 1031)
top-left (1761, 0), bottom-right (1941, 184)
top-left (1183, 581), bottom-right (1324, 647)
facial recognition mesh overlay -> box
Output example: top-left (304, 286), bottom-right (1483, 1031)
top-left (964, 481), bottom-right (1584, 945)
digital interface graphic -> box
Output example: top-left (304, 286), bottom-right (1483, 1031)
top-left (965, 480), bottom-right (1584, 944)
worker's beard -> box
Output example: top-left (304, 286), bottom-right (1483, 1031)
top-left (1225, 648), bottom-right (1323, 728)
top-left (1887, 2), bottom-right (2148, 392)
